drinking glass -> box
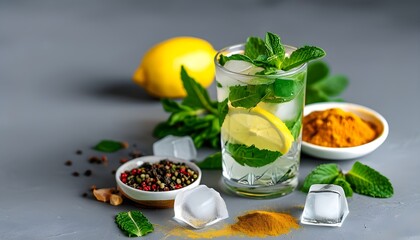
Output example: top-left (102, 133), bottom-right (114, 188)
top-left (215, 44), bottom-right (307, 198)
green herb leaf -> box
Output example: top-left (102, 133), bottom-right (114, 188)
top-left (229, 84), bottom-right (271, 108)
top-left (282, 46), bottom-right (326, 71)
top-left (301, 164), bottom-right (340, 193)
top-left (115, 211), bottom-right (154, 237)
top-left (218, 54), bottom-right (254, 66)
top-left (245, 37), bottom-right (267, 59)
top-left (265, 32), bottom-right (284, 57)
top-left (307, 61), bottom-right (329, 85)
top-left (161, 99), bottom-right (192, 113)
top-left (284, 111), bottom-right (302, 140)
top-left (345, 161), bottom-right (394, 198)
top-left (181, 66), bottom-right (218, 115)
top-left (196, 151), bottom-right (222, 170)
top-left (311, 75), bottom-right (349, 97)
top-left (218, 98), bottom-right (229, 126)
top-left (333, 174), bottom-right (353, 197)
top-left (305, 61), bottom-right (348, 105)
top-left (227, 143), bottom-right (281, 168)
top-left (93, 140), bottom-right (125, 153)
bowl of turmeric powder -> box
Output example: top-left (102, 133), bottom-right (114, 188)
top-left (301, 102), bottom-right (389, 160)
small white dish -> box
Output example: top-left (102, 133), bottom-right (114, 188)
top-left (115, 156), bottom-right (201, 208)
top-left (301, 102), bottom-right (389, 160)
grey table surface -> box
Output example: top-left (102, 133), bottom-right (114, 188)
top-left (1, 0), bottom-right (419, 239)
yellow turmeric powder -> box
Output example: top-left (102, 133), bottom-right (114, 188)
top-left (164, 210), bottom-right (299, 239)
top-left (303, 108), bottom-right (377, 147)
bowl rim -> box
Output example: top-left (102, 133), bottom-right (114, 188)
top-left (301, 102), bottom-right (389, 159)
top-left (115, 155), bottom-right (202, 196)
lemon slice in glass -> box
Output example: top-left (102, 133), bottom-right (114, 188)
top-left (222, 106), bottom-right (294, 154)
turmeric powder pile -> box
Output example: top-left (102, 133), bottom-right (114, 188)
top-left (164, 210), bottom-right (299, 239)
top-left (303, 108), bottom-right (377, 148)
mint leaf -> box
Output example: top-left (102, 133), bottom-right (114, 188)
top-left (285, 111), bottom-right (302, 140)
top-left (196, 151), bottom-right (222, 170)
top-left (228, 84), bottom-right (271, 108)
top-left (273, 78), bottom-right (301, 99)
top-left (181, 66), bottom-right (218, 115)
top-left (307, 61), bottom-right (329, 85)
top-left (245, 37), bottom-right (267, 59)
top-left (345, 161), bottom-right (393, 198)
top-left (161, 99), bottom-right (189, 113)
top-left (227, 143), bottom-right (281, 168)
top-left (93, 140), bottom-right (125, 153)
top-left (301, 164), bottom-right (340, 193)
top-left (265, 32), bottom-right (285, 60)
top-left (282, 46), bottom-right (326, 71)
top-left (218, 98), bottom-right (229, 126)
top-left (311, 75), bottom-right (349, 97)
top-left (305, 61), bottom-right (348, 105)
top-left (115, 211), bottom-right (154, 237)
top-left (218, 54), bottom-right (254, 66)
top-left (333, 174), bottom-right (353, 197)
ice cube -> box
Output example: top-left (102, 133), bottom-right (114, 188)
top-left (173, 185), bottom-right (229, 229)
top-left (153, 135), bottom-right (197, 161)
top-left (301, 184), bottom-right (349, 227)
top-left (224, 60), bottom-right (253, 73)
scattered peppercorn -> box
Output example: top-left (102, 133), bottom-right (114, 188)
top-left (111, 170), bottom-right (116, 175)
top-left (65, 160), bottom-right (72, 166)
top-left (120, 159), bottom-right (198, 192)
top-left (129, 150), bottom-right (143, 159)
top-left (89, 156), bottom-right (102, 164)
top-left (72, 171), bottom-right (80, 177)
top-left (76, 150), bottom-right (83, 155)
top-left (119, 158), bottom-right (128, 164)
top-left (84, 170), bottom-right (92, 176)
top-left (82, 192), bottom-right (88, 197)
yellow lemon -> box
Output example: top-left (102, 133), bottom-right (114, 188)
top-left (222, 106), bottom-right (294, 154)
top-left (133, 37), bottom-right (216, 98)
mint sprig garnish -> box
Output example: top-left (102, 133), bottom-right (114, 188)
top-left (115, 211), bottom-right (154, 237)
top-left (301, 161), bottom-right (393, 198)
top-left (218, 32), bottom-right (326, 73)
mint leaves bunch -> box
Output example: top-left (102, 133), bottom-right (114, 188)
top-left (153, 66), bottom-right (220, 148)
top-left (306, 61), bottom-right (349, 104)
top-left (219, 32), bottom-right (326, 74)
top-left (302, 161), bottom-right (394, 198)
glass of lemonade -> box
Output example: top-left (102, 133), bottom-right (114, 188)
top-left (215, 44), bottom-right (307, 198)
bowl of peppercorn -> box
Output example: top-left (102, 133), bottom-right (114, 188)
top-left (115, 155), bottom-right (202, 208)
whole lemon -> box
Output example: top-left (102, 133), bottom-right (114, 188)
top-left (133, 37), bottom-right (216, 98)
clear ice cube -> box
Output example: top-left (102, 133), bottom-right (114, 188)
top-left (173, 185), bottom-right (229, 229)
top-left (224, 60), bottom-right (253, 73)
top-left (153, 135), bottom-right (197, 161)
top-left (301, 184), bottom-right (349, 227)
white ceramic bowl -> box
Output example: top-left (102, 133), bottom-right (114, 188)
top-left (115, 156), bottom-right (201, 208)
top-left (301, 102), bottom-right (389, 160)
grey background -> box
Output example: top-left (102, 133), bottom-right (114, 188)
top-left (1, 0), bottom-right (419, 239)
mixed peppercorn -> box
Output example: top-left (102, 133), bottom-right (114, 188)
top-left (120, 159), bottom-right (198, 192)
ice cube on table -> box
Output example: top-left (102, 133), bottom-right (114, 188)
top-left (173, 185), bottom-right (229, 229)
top-left (301, 184), bottom-right (349, 227)
top-left (153, 135), bottom-right (197, 161)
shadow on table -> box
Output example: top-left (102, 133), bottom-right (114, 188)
top-left (90, 80), bottom-right (158, 103)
